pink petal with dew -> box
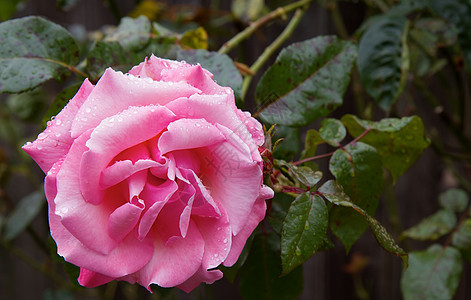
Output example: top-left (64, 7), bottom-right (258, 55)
top-left (108, 201), bottom-right (144, 242)
top-left (158, 118), bottom-right (226, 155)
top-left (223, 186), bottom-right (273, 266)
top-left (79, 105), bottom-right (175, 205)
top-left (129, 55), bottom-right (191, 80)
top-left (100, 159), bottom-right (162, 189)
top-left (70, 68), bottom-right (197, 138)
top-left (48, 160), bottom-right (153, 278)
top-left (55, 130), bottom-right (120, 254)
top-left (193, 202), bottom-right (231, 270)
top-left (22, 79), bottom-right (94, 173)
top-left (136, 220), bottom-right (204, 289)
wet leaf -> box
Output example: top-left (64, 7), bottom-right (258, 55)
top-left (341, 114), bottom-right (430, 182)
top-left (319, 118), bottom-right (346, 147)
top-left (299, 129), bottom-right (324, 171)
top-left (256, 36), bottom-right (357, 126)
top-left (357, 14), bottom-right (409, 110)
top-left (85, 41), bottom-right (128, 81)
top-left (281, 193), bottom-right (328, 275)
top-left (42, 83), bottom-right (81, 128)
top-left (328, 142), bottom-right (383, 251)
top-left (104, 16), bottom-right (151, 51)
top-left (402, 209), bottom-right (457, 241)
top-left (401, 244), bottom-right (462, 300)
top-left (0, 16), bottom-right (80, 93)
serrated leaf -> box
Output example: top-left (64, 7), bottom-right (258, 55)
top-left (328, 142), bottom-right (383, 251)
top-left (439, 188), bottom-right (468, 213)
top-left (0, 16), bottom-right (80, 93)
top-left (104, 16), bottom-right (151, 51)
top-left (402, 209), bottom-right (457, 241)
top-left (3, 190), bottom-right (45, 240)
top-left (176, 49), bottom-right (243, 101)
top-left (281, 193), bottom-right (328, 275)
top-left (319, 118), bottom-right (346, 146)
top-left (180, 27), bottom-right (208, 50)
top-left (42, 83), bottom-right (81, 128)
top-left (85, 41), bottom-right (128, 81)
top-left (239, 232), bottom-right (304, 300)
top-left (341, 114), bottom-right (430, 182)
top-left (256, 36), bottom-right (357, 127)
top-left (319, 180), bottom-right (408, 265)
top-left (401, 244), bottom-right (462, 300)
top-left (357, 15), bottom-right (409, 110)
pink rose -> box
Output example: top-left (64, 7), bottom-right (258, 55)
top-left (23, 55), bottom-right (273, 292)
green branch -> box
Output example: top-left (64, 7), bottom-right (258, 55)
top-left (241, 7), bottom-right (308, 100)
top-left (218, 0), bottom-right (312, 54)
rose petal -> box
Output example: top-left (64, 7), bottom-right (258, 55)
top-left (70, 68), bottom-right (199, 138)
top-left (80, 105), bottom-right (176, 205)
top-left (223, 186), bottom-right (273, 266)
top-left (100, 159), bottom-right (162, 189)
top-left (177, 267), bottom-right (223, 293)
top-left (23, 79), bottom-right (94, 173)
top-left (108, 202), bottom-right (144, 242)
top-left (136, 220), bottom-right (204, 289)
top-left (129, 55), bottom-right (190, 80)
top-left (78, 269), bottom-right (115, 288)
top-left (158, 118), bottom-right (226, 155)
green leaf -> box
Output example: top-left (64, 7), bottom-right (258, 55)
top-left (451, 218), bottom-right (471, 253)
top-left (267, 192), bottom-right (295, 235)
top-left (180, 27), bottom-right (208, 50)
top-left (319, 118), bottom-right (346, 147)
top-left (42, 83), bottom-right (81, 128)
top-left (299, 129), bottom-right (324, 171)
top-left (104, 16), bottom-right (151, 51)
top-left (85, 41), bottom-right (128, 81)
top-left (0, 0), bottom-right (23, 21)
top-left (357, 14), bottom-right (409, 110)
top-left (402, 209), bottom-right (457, 241)
top-left (0, 16), bottom-right (80, 93)
top-left (7, 89), bottom-right (47, 121)
top-left (320, 180), bottom-right (408, 266)
top-left (439, 188), bottom-right (469, 213)
top-left (276, 160), bottom-right (323, 188)
top-left (239, 232), bottom-right (304, 300)
top-left (401, 244), bottom-right (463, 300)
top-left (427, 0), bottom-right (471, 73)
top-left (256, 36), bottom-right (357, 127)
top-left (3, 190), bottom-right (45, 240)
top-left (176, 49), bottom-right (243, 101)
top-left (341, 114), bottom-right (430, 182)
top-left (281, 193), bottom-right (328, 275)
top-left (328, 142), bottom-right (383, 251)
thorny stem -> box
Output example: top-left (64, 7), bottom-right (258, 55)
top-left (218, 0), bottom-right (313, 54)
top-left (241, 7), bottom-right (308, 101)
top-left (293, 127), bottom-right (371, 166)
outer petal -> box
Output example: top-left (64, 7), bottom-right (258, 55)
top-left (80, 105), bottom-right (175, 205)
top-left (223, 186), bottom-right (273, 266)
top-left (136, 220), bottom-right (204, 289)
top-left (177, 267), bottom-right (223, 293)
top-left (70, 68), bottom-right (198, 138)
top-left (78, 269), bottom-right (114, 288)
top-left (22, 79), bottom-right (94, 173)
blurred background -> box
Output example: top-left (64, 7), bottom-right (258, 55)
top-left (0, 0), bottom-right (470, 299)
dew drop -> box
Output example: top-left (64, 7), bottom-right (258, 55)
top-left (37, 132), bottom-right (47, 140)
top-left (55, 119), bottom-right (62, 126)
top-left (295, 246), bottom-right (302, 256)
top-left (85, 107), bottom-right (92, 113)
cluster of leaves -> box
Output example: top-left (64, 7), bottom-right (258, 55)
top-left (1, 0), bottom-right (471, 299)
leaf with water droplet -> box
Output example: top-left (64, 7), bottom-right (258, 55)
top-left (280, 193), bottom-right (328, 275)
top-left (401, 209), bottom-right (457, 241)
top-left (438, 188), bottom-right (469, 213)
top-left (341, 114), bottom-right (430, 182)
top-left (0, 16), bottom-right (80, 93)
top-left (276, 159), bottom-right (322, 188)
top-left (319, 118), bottom-right (346, 146)
top-left (328, 142), bottom-right (383, 252)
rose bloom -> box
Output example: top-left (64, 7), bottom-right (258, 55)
top-left (23, 56), bottom-right (273, 292)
